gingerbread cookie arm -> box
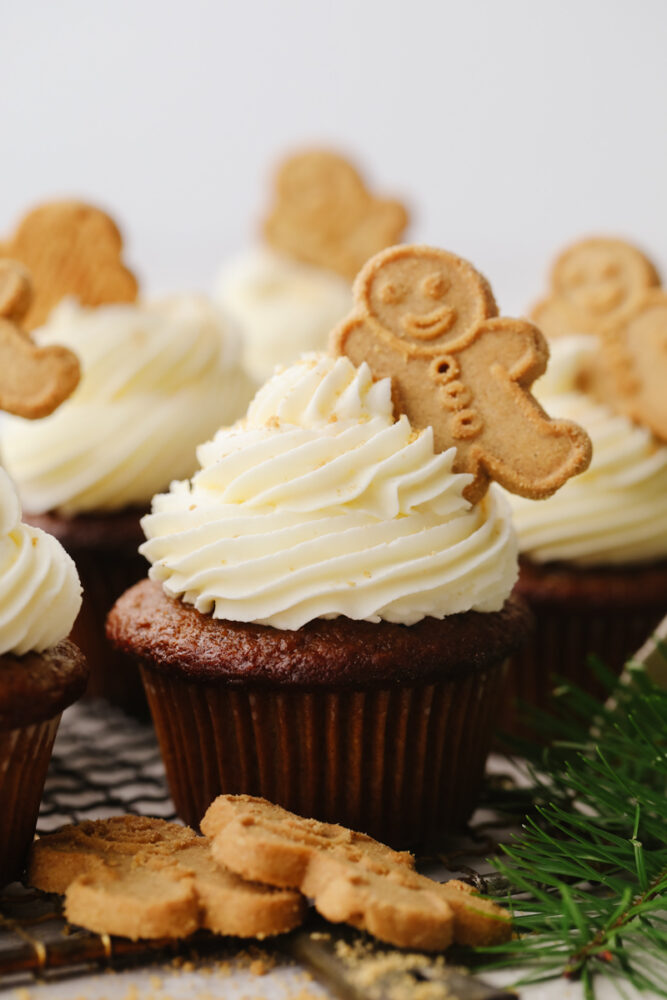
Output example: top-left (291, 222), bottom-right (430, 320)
top-left (530, 296), bottom-right (579, 338)
top-left (435, 880), bottom-right (511, 946)
top-left (0, 260), bottom-right (81, 419)
top-left (456, 319), bottom-right (592, 502)
top-left (264, 151), bottom-right (408, 280)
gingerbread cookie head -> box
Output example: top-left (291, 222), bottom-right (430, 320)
top-left (332, 244), bottom-right (592, 504)
top-left (357, 245), bottom-right (497, 350)
top-left (263, 150), bottom-right (408, 280)
top-left (0, 259), bottom-right (80, 419)
top-left (0, 200), bottom-right (138, 330)
top-left (532, 237), bottom-right (660, 337)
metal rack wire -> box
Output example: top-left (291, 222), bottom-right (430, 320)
top-left (0, 701), bottom-right (515, 999)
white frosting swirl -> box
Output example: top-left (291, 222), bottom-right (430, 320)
top-left (215, 248), bottom-right (353, 383)
top-left (0, 468), bottom-right (81, 655)
top-left (507, 335), bottom-right (667, 565)
top-left (141, 354), bottom-right (518, 629)
top-left (1, 296), bottom-right (256, 515)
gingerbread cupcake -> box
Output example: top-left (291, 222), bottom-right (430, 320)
top-left (215, 149), bottom-right (408, 383)
top-left (0, 261), bottom-right (87, 885)
top-left (502, 238), bottom-right (667, 724)
top-left (108, 244), bottom-right (590, 846)
top-left (0, 202), bottom-right (254, 712)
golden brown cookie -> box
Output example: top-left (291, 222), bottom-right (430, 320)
top-left (0, 201), bottom-right (138, 330)
top-left (29, 816), bottom-right (306, 941)
top-left (201, 795), bottom-right (511, 951)
top-left (0, 259), bottom-right (80, 418)
top-left (331, 244), bottom-right (592, 504)
top-left (533, 236), bottom-right (667, 441)
top-left (263, 150), bottom-right (408, 280)
top-left (531, 236), bottom-right (660, 338)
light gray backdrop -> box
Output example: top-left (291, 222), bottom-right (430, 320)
top-left (2, 0), bottom-right (665, 314)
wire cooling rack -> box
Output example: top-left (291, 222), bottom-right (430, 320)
top-left (37, 701), bottom-right (177, 832)
top-left (0, 701), bottom-right (516, 1000)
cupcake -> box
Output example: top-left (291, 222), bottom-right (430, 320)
top-left (501, 237), bottom-right (667, 724)
top-left (0, 262), bottom-right (86, 884)
top-left (1, 202), bottom-right (255, 712)
top-left (216, 149), bottom-right (408, 383)
top-left (108, 245), bottom-right (589, 846)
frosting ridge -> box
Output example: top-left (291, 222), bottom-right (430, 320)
top-left (0, 468), bottom-right (81, 655)
top-left (1, 297), bottom-right (255, 515)
top-left (141, 355), bottom-right (518, 629)
top-left (216, 248), bottom-right (353, 383)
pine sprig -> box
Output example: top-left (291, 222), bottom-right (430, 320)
top-left (476, 647), bottom-right (667, 999)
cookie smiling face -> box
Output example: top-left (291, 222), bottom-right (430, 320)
top-left (552, 238), bottom-right (658, 326)
top-left (364, 246), bottom-right (497, 348)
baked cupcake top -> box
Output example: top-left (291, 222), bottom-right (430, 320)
top-left (216, 150), bottom-right (407, 383)
top-left (505, 336), bottom-right (667, 565)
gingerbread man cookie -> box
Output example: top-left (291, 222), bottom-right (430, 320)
top-left (0, 259), bottom-right (80, 418)
top-left (0, 200), bottom-right (138, 330)
top-left (331, 244), bottom-right (592, 504)
top-left (263, 150), bottom-right (408, 280)
top-left (531, 237), bottom-right (660, 339)
top-left (532, 236), bottom-right (667, 442)
top-left (202, 795), bottom-right (511, 952)
top-left (29, 816), bottom-right (306, 941)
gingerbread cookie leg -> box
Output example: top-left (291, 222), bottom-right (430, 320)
top-left (29, 816), bottom-right (306, 940)
top-left (66, 863), bottom-right (201, 941)
top-left (0, 260), bottom-right (80, 419)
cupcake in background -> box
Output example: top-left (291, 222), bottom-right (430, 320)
top-left (503, 237), bottom-right (667, 727)
top-left (0, 260), bottom-right (87, 885)
top-left (216, 149), bottom-right (409, 383)
top-left (0, 201), bottom-right (254, 713)
top-left (108, 244), bottom-right (591, 846)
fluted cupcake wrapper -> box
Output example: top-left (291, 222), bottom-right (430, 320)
top-left (141, 659), bottom-right (508, 848)
top-left (503, 604), bottom-right (666, 737)
top-left (71, 549), bottom-right (148, 715)
top-left (0, 716), bottom-right (61, 886)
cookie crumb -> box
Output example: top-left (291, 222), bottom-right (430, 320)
top-left (334, 937), bottom-right (452, 1000)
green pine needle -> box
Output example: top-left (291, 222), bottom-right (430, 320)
top-left (475, 643), bottom-right (667, 999)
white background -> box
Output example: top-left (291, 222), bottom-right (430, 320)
top-left (2, 0), bottom-right (667, 316)
top-left (2, 3), bottom-right (665, 998)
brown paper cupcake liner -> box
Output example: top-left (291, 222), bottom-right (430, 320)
top-left (71, 548), bottom-right (148, 714)
top-left (502, 604), bottom-right (666, 737)
top-left (141, 659), bottom-right (508, 848)
top-left (0, 716), bottom-right (61, 886)
top-left (25, 510), bottom-right (148, 717)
